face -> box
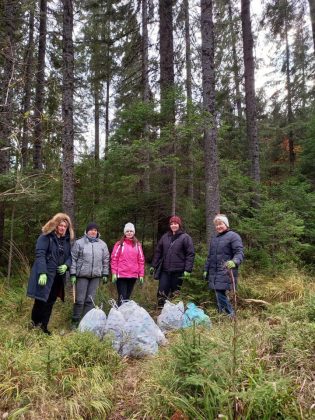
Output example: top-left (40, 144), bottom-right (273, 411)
top-left (87, 228), bottom-right (98, 238)
top-left (214, 220), bottom-right (228, 234)
top-left (56, 221), bottom-right (68, 237)
top-left (125, 230), bottom-right (135, 239)
top-left (170, 222), bottom-right (180, 234)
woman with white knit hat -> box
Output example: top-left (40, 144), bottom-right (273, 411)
top-left (203, 214), bottom-right (244, 317)
top-left (110, 222), bottom-right (145, 305)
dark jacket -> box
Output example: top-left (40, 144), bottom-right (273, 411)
top-left (152, 230), bottom-right (195, 273)
top-left (204, 230), bottom-right (244, 291)
top-left (27, 232), bottom-right (72, 302)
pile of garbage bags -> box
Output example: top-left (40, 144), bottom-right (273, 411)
top-left (78, 300), bottom-right (211, 358)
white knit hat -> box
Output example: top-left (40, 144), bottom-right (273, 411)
top-left (124, 222), bottom-right (135, 234)
top-left (213, 214), bottom-right (229, 228)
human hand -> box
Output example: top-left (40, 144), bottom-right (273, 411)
top-left (183, 271), bottom-right (191, 279)
top-left (203, 271), bottom-right (208, 280)
top-left (70, 275), bottom-right (76, 285)
top-left (139, 277), bottom-right (144, 285)
top-left (226, 260), bottom-right (236, 269)
top-left (112, 274), bottom-right (117, 283)
top-left (149, 267), bottom-right (154, 275)
top-left (57, 264), bottom-right (67, 275)
top-left (38, 273), bottom-right (47, 286)
top-left (102, 276), bottom-right (108, 284)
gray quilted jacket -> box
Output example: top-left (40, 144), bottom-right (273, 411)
top-left (70, 234), bottom-right (109, 278)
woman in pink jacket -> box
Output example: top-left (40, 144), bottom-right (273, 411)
top-left (111, 222), bottom-right (145, 305)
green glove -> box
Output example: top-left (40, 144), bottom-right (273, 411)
top-left (112, 274), bottom-right (117, 283)
top-left (139, 277), bottom-right (144, 285)
top-left (183, 271), bottom-right (191, 279)
top-left (70, 275), bottom-right (76, 285)
top-left (226, 260), bottom-right (236, 269)
top-left (102, 276), bottom-right (108, 284)
top-left (149, 267), bottom-right (154, 275)
top-left (57, 264), bottom-right (67, 275)
top-left (203, 271), bottom-right (208, 280)
top-left (38, 273), bottom-right (47, 286)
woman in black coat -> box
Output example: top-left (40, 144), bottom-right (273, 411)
top-left (204, 214), bottom-right (244, 317)
top-left (151, 215), bottom-right (195, 308)
top-left (27, 213), bottom-right (74, 334)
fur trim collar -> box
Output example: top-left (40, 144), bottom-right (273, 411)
top-left (42, 213), bottom-right (74, 240)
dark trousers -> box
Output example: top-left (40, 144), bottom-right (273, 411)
top-left (116, 277), bottom-right (137, 306)
top-left (72, 277), bottom-right (100, 322)
top-left (157, 271), bottom-right (183, 307)
top-left (31, 274), bottom-right (62, 330)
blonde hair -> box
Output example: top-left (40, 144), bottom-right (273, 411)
top-left (42, 213), bottom-right (75, 240)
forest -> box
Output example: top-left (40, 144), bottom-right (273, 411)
top-left (0, 0), bottom-right (315, 418)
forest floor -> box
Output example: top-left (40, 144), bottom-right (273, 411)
top-left (0, 274), bottom-right (314, 419)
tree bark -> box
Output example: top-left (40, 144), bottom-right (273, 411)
top-left (201, 0), bottom-right (220, 242)
top-left (33, 0), bottom-right (47, 170)
top-left (159, 0), bottom-right (176, 213)
top-left (227, 0), bottom-right (242, 123)
top-left (21, 6), bottom-right (35, 169)
top-left (241, 0), bottom-right (260, 187)
top-left (184, 0), bottom-right (194, 201)
top-left (0, 0), bottom-right (17, 250)
top-left (285, 11), bottom-right (295, 170)
top-left (308, 0), bottom-right (315, 55)
top-left (142, 0), bottom-right (150, 193)
top-left (62, 0), bottom-right (75, 224)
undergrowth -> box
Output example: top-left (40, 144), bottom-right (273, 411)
top-left (0, 271), bottom-right (314, 419)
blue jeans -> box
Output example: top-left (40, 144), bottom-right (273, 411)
top-left (215, 290), bottom-right (234, 316)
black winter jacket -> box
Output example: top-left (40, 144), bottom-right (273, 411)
top-left (152, 230), bottom-right (195, 273)
top-left (27, 232), bottom-right (72, 302)
top-left (204, 230), bottom-right (244, 291)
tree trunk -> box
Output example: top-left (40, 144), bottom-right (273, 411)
top-left (201, 0), bottom-right (220, 242)
top-left (21, 6), bottom-right (35, 170)
top-left (227, 0), bottom-right (242, 123)
top-left (62, 0), bottom-right (75, 224)
top-left (159, 0), bottom-right (175, 120)
top-left (159, 0), bottom-right (176, 213)
top-left (33, 0), bottom-right (47, 170)
top-left (105, 78), bottom-right (110, 158)
top-left (285, 13), bottom-right (295, 170)
top-left (184, 0), bottom-right (194, 201)
top-left (241, 0), bottom-right (260, 188)
top-left (94, 87), bottom-right (100, 162)
top-left (142, 0), bottom-right (150, 193)
top-left (0, 0), bottom-right (17, 250)
top-left (308, 0), bottom-right (315, 55)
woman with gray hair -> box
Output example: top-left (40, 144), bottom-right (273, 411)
top-left (203, 214), bottom-right (244, 317)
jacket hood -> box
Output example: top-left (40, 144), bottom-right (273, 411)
top-left (42, 213), bottom-right (75, 240)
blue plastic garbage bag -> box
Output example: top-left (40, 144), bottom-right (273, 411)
top-left (183, 302), bottom-right (211, 328)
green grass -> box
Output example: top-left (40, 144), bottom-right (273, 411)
top-left (0, 272), bottom-right (314, 419)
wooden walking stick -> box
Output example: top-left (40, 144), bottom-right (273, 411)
top-left (72, 283), bottom-right (76, 303)
top-left (228, 267), bottom-right (238, 420)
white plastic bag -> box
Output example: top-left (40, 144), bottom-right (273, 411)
top-left (118, 300), bottom-right (166, 357)
top-left (104, 307), bottom-right (126, 352)
top-left (78, 307), bottom-right (107, 339)
top-left (157, 300), bottom-right (185, 332)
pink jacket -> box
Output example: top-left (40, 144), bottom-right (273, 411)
top-left (111, 239), bottom-right (145, 278)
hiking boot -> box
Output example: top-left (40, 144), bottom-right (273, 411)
top-left (71, 320), bottom-right (79, 331)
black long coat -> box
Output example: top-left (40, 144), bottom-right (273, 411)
top-left (27, 232), bottom-right (71, 302)
top-left (152, 230), bottom-right (195, 273)
top-left (204, 230), bottom-right (244, 291)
